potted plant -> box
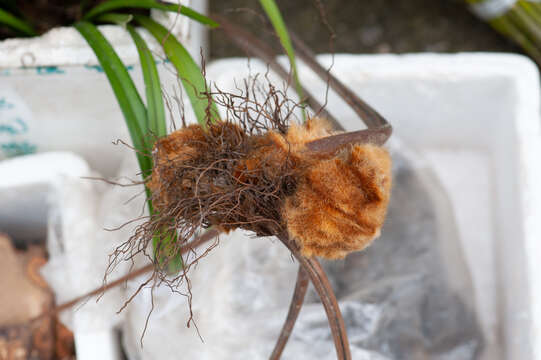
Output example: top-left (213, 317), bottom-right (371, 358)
top-left (0, 1), bottom-right (220, 358)
top-left (3, 2), bottom-right (513, 360)
top-left (3, 0), bottom-right (397, 357)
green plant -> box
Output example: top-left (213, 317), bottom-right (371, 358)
top-left (0, 0), bottom-right (307, 271)
top-left (0, 0), bottom-right (218, 271)
top-left (81, 2), bottom-right (220, 272)
top-left (259, 0), bottom-right (306, 121)
top-left (467, 0), bottom-right (541, 65)
top-left (0, 7), bottom-right (36, 36)
top-left (7, 3), bottom-right (393, 359)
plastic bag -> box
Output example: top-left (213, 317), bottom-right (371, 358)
top-left (122, 142), bottom-right (484, 360)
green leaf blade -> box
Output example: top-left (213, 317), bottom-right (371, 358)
top-left (95, 13), bottom-right (134, 27)
top-left (259, 0), bottom-right (306, 121)
top-left (127, 24), bottom-right (167, 137)
top-left (75, 21), bottom-right (151, 176)
top-left (134, 14), bottom-right (217, 127)
top-left (77, 21), bottom-right (185, 273)
top-left (0, 8), bottom-right (36, 36)
top-left (83, 0), bottom-right (218, 27)
top-left (175, 5), bottom-right (219, 28)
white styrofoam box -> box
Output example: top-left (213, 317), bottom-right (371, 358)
top-left (0, 152), bottom-right (89, 242)
top-left (4, 54), bottom-right (539, 360)
top-left (0, 0), bottom-right (207, 177)
top-left (205, 54), bottom-right (541, 360)
top-left (0, 152), bottom-right (125, 360)
top-left (0, 0), bottom-right (207, 68)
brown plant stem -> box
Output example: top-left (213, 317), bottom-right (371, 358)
top-left (278, 234), bottom-right (351, 360)
top-left (305, 126), bottom-right (392, 155)
top-left (269, 266), bottom-right (309, 360)
top-left (215, 15), bottom-right (394, 360)
top-left (215, 15), bottom-right (392, 154)
top-left (32, 228), bottom-right (220, 322)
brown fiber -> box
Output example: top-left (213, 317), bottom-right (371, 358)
top-left (147, 117), bottom-right (391, 260)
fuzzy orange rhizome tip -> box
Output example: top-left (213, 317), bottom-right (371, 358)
top-left (148, 118), bottom-right (392, 259)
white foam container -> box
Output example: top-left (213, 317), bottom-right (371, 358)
top-left (0, 152), bottom-right (124, 360)
top-left (0, 2), bottom-right (209, 358)
top-left (2, 53), bottom-right (540, 359)
top-left (206, 53), bottom-right (541, 360)
top-left (0, 0), bottom-right (207, 177)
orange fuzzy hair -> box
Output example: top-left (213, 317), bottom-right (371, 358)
top-left (270, 118), bottom-right (392, 259)
top-left (283, 142), bottom-right (392, 259)
top-left (147, 118), bottom-right (392, 259)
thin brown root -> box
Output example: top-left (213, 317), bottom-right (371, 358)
top-left (288, 31), bottom-right (389, 130)
top-left (117, 275), bottom-right (154, 314)
top-left (278, 234), bottom-right (351, 360)
top-left (30, 228), bottom-right (221, 323)
top-left (140, 282), bottom-right (156, 348)
top-left (212, 14), bottom-right (341, 130)
top-left (269, 266), bottom-right (309, 360)
top-left (80, 176), bottom-right (145, 187)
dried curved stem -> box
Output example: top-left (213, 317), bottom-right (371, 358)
top-left (278, 234), bottom-right (351, 360)
top-left (269, 266), bottom-right (309, 360)
top-left (289, 31), bottom-right (390, 130)
top-left (215, 15), bottom-right (392, 160)
top-left (305, 125), bottom-right (392, 156)
top-left (214, 15), bottom-right (396, 360)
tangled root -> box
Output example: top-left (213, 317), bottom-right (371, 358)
top-left (148, 117), bottom-right (391, 260)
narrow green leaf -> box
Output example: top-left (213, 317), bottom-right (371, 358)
top-left (134, 14), bottom-right (218, 127)
top-left (75, 21), bottom-right (151, 176)
top-left (178, 5), bottom-right (219, 28)
top-left (489, 14), bottom-right (541, 65)
top-left (77, 21), bottom-right (183, 272)
top-left (127, 22), bottom-right (180, 272)
top-left (127, 24), bottom-right (167, 137)
top-left (83, 0), bottom-right (218, 27)
top-left (259, 0), bottom-right (306, 121)
top-left (154, 232), bottom-right (183, 273)
top-left (0, 8), bottom-right (36, 36)
top-left (0, 0), bottom-right (20, 17)
top-left (95, 13), bottom-right (134, 27)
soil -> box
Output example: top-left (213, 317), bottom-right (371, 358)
top-left (209, 0), bottom-right (520, 58)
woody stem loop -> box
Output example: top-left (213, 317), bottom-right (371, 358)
top-left (276, 234), bottom-right (351, 360)
top-left (269, 266), bottom-right (309, 359)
